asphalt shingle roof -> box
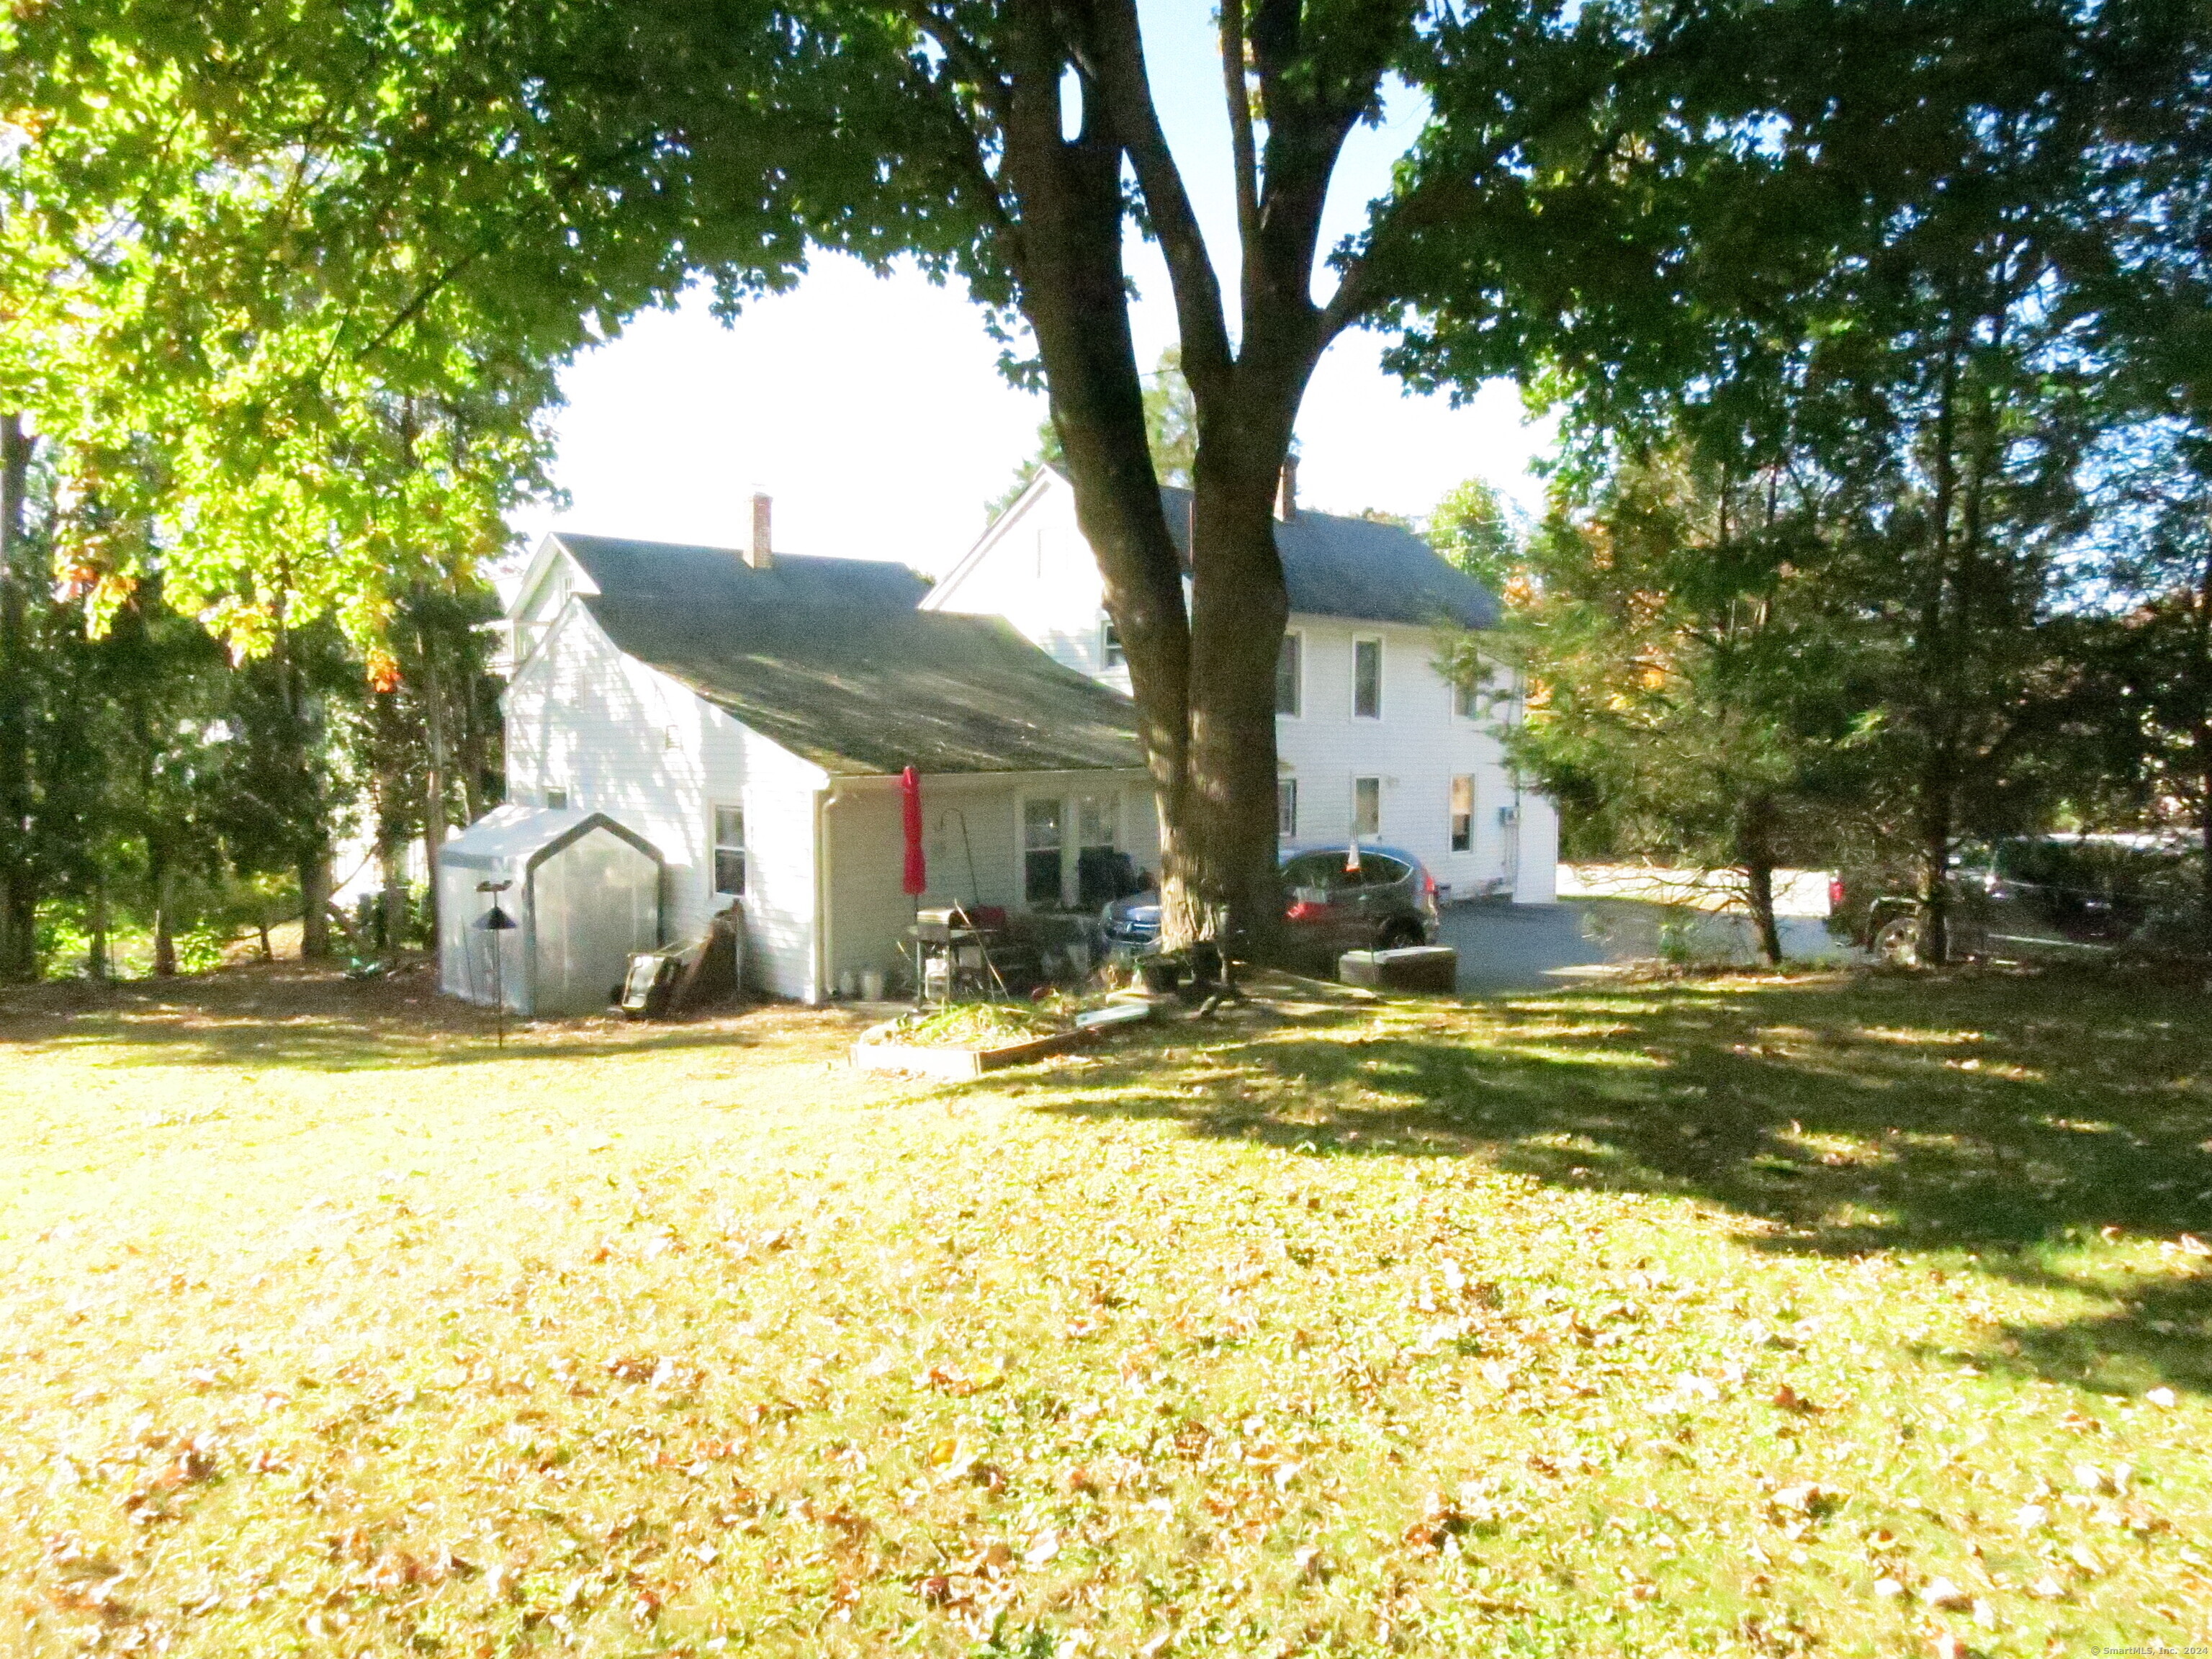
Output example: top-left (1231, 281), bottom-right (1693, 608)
top-left (550, 534), bottom-right (1146, 777)
top-left (1156, 485), bottom-right (1501, 630)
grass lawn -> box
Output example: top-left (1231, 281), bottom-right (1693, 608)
top-left (1, 961), bottom-right (2208, 1658)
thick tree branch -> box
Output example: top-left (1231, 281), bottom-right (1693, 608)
top-left (1316, 168), bottom-right (1482, 346)
top-left (1220, 0), bottom-right (1261, 259)
top-left (895, 1), bottom-right (1012, 127)
top-left (1089, 0), bottom-right (1233, 400)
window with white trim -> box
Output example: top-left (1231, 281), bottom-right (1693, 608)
top-left (713, 805), bottom-right (746, 896)
top-left (1101, 616), bottom-right (1126, 668)
top-left (1022, 797), bottom-right (1064, 904)
top-left (1352, 775), bottom-right (1381, 839)
top-left (544, 786), bottom-right (568, 811)
top-left (1277, 778), bottom-right (1299, 839)
top-left (1075, 793), bottom-right (1123, 906)
top-left (1275, 632), bottom-right (1303, 716)
top-left (1449, 775), bottom-right (1475, 853)
top-left (1353, 637), bottom-right (1382, 719)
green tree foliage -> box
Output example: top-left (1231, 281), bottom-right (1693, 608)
top-left (986, 348), bottom-right (1197, 524)
top-left (1436, 0), bottom-right (2212, 964)
top-left (2058, 427), bottom-right (2212, 918)
top-left (1426, 477), bottom-right (1523, 595)
top-left (14, 0), bottom-right (2209, 969)
top-left (1500, 447), bottom-right (1874, 963)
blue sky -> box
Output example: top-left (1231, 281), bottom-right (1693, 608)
top-left (510, 3), bottom-right (1554, 575)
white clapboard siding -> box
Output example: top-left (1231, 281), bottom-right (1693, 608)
top-left (500, 588), bottom-right (827, 1001)
top-left (1277, 614), bottom-right (1548, 899)
top-left (927, 480), bottom-right (1132, 693)
top-left (928, 477), bottom-right (1556, 904)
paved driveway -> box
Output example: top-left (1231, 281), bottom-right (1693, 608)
top-left (1439, 900), bottom-right (1854, 994)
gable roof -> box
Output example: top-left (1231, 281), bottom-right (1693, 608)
top-left (545, 533), bottom-right (1145, 777)
top-left (1157, 485), bottom-right (1501, 631)
top-left (933, 467), bottom-right (1500, 631)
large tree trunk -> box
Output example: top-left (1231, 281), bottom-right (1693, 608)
top-left (1181, 443), bottom-right (1294, 948)
top-left (1737, 795), bottom-right (1784, 967)
top-left (270, 610), bottom-right (333, 958)
top-left (89, 862), bottom-right (109, 981)
top-left (992, 1), bottom-right (1350, 956)
top-left (421, 637), bottom-right (449, 945)
top-left (0, 413), bottom-right (36, 981)
top-left (299, 853), bottom-right (332, 959)
top-left (150, 841), bottom-right (177, 978)
top-left (2198, 531), bottom-right (2212, 925)
top-left (994, 42), bottom-right (1209, 943)
top-left (1915, 767), bottom-right (1953, 967)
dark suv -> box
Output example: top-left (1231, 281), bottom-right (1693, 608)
top-left (1100, 844), bottom-right (1441, 963)
top-left (1861, 834), bottom-right (2198, 965)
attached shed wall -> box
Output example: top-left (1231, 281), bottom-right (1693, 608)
top-left (502, 595), bottom-right (825, 1001)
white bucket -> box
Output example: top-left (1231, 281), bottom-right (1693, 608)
top-left (838, 968), bottom-right (858, 999)
top-left (859, 968), bottom-right (886, 1002)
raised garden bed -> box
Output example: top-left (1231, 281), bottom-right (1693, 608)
top-left (850, 1002), bottom-right (1093, 1080)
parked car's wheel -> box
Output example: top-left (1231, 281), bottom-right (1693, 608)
top-left (1377, 917), bottom-right (1424, 951)
top-left (1871, 914), bottom-right (1923, 967)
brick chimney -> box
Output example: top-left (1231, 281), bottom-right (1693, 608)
top-left (746, 493), bottom-right (773, 569)
top-left (1274, 459), bottom-right (1298, 523)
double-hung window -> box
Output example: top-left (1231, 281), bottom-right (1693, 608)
top-left (1275, 632), bottom-right (1303, 716)
top-left (713, 805), bottom-right (747, 896)
top-left (1449, 775), bottom-right (1475, 853)
top-left (1022, 798), bottom-right (1064, 904)
top-left (1101, 616), bottom-right (1127, 669)
top-left (1352, 776), bottom-right (1382, 839)
top-left (1277, 778), bottom-right (1299, 840)
top-left (1353, 638), bottom-right (1382, 719)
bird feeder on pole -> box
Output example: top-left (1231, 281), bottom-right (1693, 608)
top-left (475, 880), bottom-right (517, 1047)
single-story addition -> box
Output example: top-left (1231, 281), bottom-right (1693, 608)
top-left (480, 504), bottom-right (1159, 1004)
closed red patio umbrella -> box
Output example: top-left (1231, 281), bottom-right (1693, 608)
top-left (900, 766), bottom-right (927, 897)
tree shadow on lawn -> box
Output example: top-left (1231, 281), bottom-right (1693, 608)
top-left (1040, 966), bottom-right (2212, 1395)
top-left (0, 960), bottom-right (777, 1072)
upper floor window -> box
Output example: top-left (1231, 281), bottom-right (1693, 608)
top-left (713, 805), bottom-right (747, 896)
top-left (1101, 616), bottom-right (1126, 669)
top-left (1455, 676), bottom-right (1482, 719)
top-left (1275, 632), bottom-right (1303, 716)
top-left (1353, 638), bottom-right (1383, 719)
top-left (544, 786), bottom-right (569, 811)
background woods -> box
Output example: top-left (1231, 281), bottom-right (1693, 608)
top-left (3, 0), bottom-right (2209, 979)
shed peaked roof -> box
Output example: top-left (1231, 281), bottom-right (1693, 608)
top-left (547, 533), bottom-right (1145, 777)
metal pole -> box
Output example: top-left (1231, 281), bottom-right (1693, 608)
top-left (477, 879), bottom-right (515, 1049)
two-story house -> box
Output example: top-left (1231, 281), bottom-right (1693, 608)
top-left (922, 467), bottom-right (1558, 904)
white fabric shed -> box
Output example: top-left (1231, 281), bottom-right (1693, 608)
top-left (437, 805), bottom-right (663, 1016)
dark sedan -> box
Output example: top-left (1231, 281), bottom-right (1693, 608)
top-left (1101, 844), bottom-right (1441, 961)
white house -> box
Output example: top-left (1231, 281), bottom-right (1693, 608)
top-left (923, 467), bottom-right (1558, 904)
top-left (491, 505), bottom-right (1159, 1004)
